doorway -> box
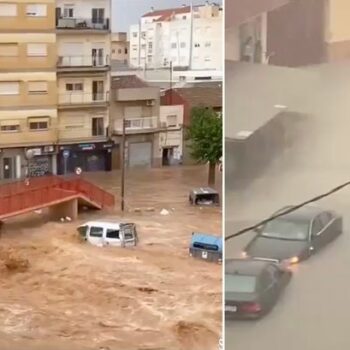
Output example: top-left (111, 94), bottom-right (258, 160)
top-left (162, 147), bottom-right (174, 166)
top-left (92, 80), bottom-right (104, 101)
top-left (92, 48), bottom-right (104, 66)
top-left (3, 157), bottom-right (14, 179)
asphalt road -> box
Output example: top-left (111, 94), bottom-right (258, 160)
top-left (225, 63), bottom-right (350, 350)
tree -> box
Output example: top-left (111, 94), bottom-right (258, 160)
top-left (186, 106), bottom-right (222, 185)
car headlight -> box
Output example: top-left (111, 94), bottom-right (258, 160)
top-left (284, 256), bottom-right (299, 265)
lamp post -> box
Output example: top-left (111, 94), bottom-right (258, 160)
top-left (120, 118), bottom-right (126, 211)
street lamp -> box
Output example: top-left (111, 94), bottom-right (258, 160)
top-left (120, 118), bottom-right (126, 211)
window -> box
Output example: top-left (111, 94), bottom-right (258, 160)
top-left (92, 8), bottom-right (105, 23)
top-left (132, 32), bottom-right (138, 38)
top-left (182, 15), bottom-right (187, 20)
top-left (27, 43), bottom-right (47, 57)
top-left (125, 48), bottom-right (128, 54)
top-left (106, 229), bottom-right (120, 239)
top-left (89, 226), bottom-right (103, 237)
top-left (319, 212), bottom-right (333, 227)
top-left (28, 81), bottom-right (48, 94)
top-left (26, 4), bottom-right (47, 17)
top-left (0, 3), bottom-right (17, 16)
top-left (262, 219), bottom-right (310, 241)
top-left (63, 6), bottom-right (74, 18)
top-left (205, 41), bottom-right (211, 47)
top-left (194, 43), bottom-right (200, 48)
top-left (66, 83), bottom-right (83, 91)
top-left (112, 49), bottom-right (116, 54)
top-left (312, 217), bottom-right (323, 236)
top-left (0, 121), bottom-right (20, 133)
top-left (92, 117), bottom-right (104, 136)
top-left (167, 115), bottom-right (177, 127)
top-left (180, 42), bottom-right (186, 48)
top-left (0, 82), bottom-right (19, 95)
top-left (0, 43), bottom-right (18, 57)
top-left (225, 274), bottom-right (256, 293)
top-left (171, 43), bottom-right (177, 49)
top-left (118, 49), bottom-right (122, 54)
top-left (205, 56), bottom-right (211, 62)
top-left (29, 118), bottom-right (49, 130)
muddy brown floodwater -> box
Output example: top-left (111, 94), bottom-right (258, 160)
top-left (0, 166), bottom-right (222, 350)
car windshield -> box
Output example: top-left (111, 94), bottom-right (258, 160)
top-left (225, 274), bottom-right (256, 293)
top-left (261, 219), bottom-right (309, 241)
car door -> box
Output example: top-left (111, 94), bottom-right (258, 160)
top-left (87, 225), bottom-right (104, 246)
top-left (319, 211), bottom-right (338, 244)
top-left (310, 215), bottom-right (327, 250)
top-left (259, 267), bottom-right (279, 311)
top-left (105, 227), bottom-right (121, 247)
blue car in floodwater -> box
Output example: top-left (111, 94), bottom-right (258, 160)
top-left (189, 233), bottom-right (222, 263)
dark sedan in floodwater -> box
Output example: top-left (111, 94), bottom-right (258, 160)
top-left (243, 205), bottom-right (343, 265)
top-left (225, 259), bottom-right (292, 319)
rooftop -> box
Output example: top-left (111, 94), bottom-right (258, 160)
top-left (111, 75), bottom-right (150, 89)
top-left (142, 6), bottom-right (192, 18)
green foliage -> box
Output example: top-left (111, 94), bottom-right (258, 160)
top-left (186, 106), bottom-right (222, 164)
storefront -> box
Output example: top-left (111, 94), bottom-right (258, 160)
top-left (57, 142), bottom-right (114, 175)
top-left (0, 146), bottom-right (56, 180)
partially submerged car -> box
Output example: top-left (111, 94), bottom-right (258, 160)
top-left (243, 205), bottom-right (342, 265)
top-left (78, 221), bottom-right (138, 247)
top-left (189, 187), bottom-right (220, 206)
top-left (225, 259), bottom-right (292, 319)
top-left (189, 232), bottom-right (222, 263)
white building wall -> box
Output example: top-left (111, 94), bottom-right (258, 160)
top-left (56, 0), bottom-right (111, 19)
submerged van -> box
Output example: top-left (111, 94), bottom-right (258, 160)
top-left (189, 232), bottom-right (222, 263)
top-left (77, 221), bottom-right (138, 247)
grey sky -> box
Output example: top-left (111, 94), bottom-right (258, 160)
top-left (112, 0), bottom-right (223, 32)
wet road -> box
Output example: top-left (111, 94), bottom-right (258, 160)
top-left (225, 63), bottom-right (350, 349)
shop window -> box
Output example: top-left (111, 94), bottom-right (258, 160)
top-left (92, 117), bottom-right (104, 136)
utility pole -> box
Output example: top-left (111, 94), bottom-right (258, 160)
top-left (169, 60), bottom-right (173, 104)
top-left (121, 118), bottom-right (126, 211)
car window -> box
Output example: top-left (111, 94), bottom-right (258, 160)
top-left (312, 216), bottom-right (323, 235)
top-left (319, 212), bottom-right (332, 227)
top-left (106, 229), bottom-right (120, 239)
top-left (225, 274), bottom-right (257, 293)
top-left (89, 226), bottom-right (103, 237)
top-left (261, 219), bottom-right (309, 241)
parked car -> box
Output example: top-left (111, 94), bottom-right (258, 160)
top-left (225, 259), bottom-right (292, 319)
top-left (243, 205), bottom-right (342, 265)
top-left (189, 232), bottom-right (222, 263)
top-left (189, 187), bottom-right (220, 206)
top-left (77, 221), bottom-right (138, 247)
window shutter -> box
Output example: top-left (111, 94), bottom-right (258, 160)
top-left (28, 81), bottom-right (48, 93)
top-left (0, 82), bottom-right (19, 95)
top-left (0, 4), bottom-right (17, 16)
top-left (27, 43), bottom-right (47, 57)
top-left (26, 4), bottom-right (47, 16)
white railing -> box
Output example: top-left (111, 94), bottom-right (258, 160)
top-left (58, 92), bottom-right (108, 105)
top-left (57, 55), bottom-right (109, 68)
top-left (114, 116), bottom-right (159, 132)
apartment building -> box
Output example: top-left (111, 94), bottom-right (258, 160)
top-left (0, 0), bottom-right (58, 180)
top-left (129, 2), bottom-right (222, 70)
top-left (111, 32), bottom-right (129, 63)
top-left (55, 0), bottom-right (113, 175)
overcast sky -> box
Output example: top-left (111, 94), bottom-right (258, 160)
top-left (112, 0), bottom-right (223, 32)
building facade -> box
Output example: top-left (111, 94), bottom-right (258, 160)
top-left (129, 3), bottom-right (222, 71)
top-left (55, 0), bottom-right (113, 175)
top-left (0, 0), bottom-right (58, 180)
top-left (111, 32), bottom-right (129, 63)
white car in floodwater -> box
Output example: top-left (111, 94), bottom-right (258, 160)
top-left (77, 221), bottom-right (138, 247)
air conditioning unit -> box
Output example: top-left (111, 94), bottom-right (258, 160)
top-left (146, 100), bottom-right (155, 106)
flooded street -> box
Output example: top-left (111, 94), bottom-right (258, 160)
top-left (226, 64), bottom-right (350, 349)
top-left (0, 166), bottom-right (221, 350)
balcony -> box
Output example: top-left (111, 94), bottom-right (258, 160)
top-left (56, 17), bottom-right (110, 32)
top-left (57, 55), bottom-right (110, 73)
top-left (113, 117), bottom-right (163, 135)
top-left (58, 92), bottom-right (109, 109)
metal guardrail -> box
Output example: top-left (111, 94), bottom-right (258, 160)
top-left (114, 117), bottom-right (160, 131)
top-left (56, 17), bottom-right (110, 30)
top-left (58, 92), bottom-right (109, 105)
top-left (57, 55), bottom-right (110, 67)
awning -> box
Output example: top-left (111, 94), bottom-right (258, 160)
top-left (226, 0), bottom-right (290, 28)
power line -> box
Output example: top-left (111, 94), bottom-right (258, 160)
top-left (225, 179), bottom-right (350, 241)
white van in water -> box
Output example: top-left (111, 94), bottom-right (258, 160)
top-left (77, 221), bottom-right (138, 247)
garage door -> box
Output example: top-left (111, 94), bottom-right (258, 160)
top-left (129, 142), bottom-right (152, 167)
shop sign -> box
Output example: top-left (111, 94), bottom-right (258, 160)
top-left (79, 144), bottom-right (96, 151)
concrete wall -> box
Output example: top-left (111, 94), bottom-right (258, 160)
top-left (56, 0), bottom-right (111, 19)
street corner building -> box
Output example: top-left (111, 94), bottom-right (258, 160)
top-left (0, 0), bottom-right (114, 180)
top-left (110, 75), bottom-right (184, 168)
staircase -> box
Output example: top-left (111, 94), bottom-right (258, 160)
top-left (0, 175), bottom-right (115, 221)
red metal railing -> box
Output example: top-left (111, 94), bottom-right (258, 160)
top-left (0, 175), bottom-right (115, 219)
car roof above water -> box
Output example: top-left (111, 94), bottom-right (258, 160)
top-left (273, 205), bottom-right (325, 222)
top-left (80, 221), bottom-right (121, 229)
top-left (225, 259), bottom-right (271, 276)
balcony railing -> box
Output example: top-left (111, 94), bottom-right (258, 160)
top-left (114, 117), bottom-right (160, 133)
top-left (56, 17), bottom-right (110, 30)
top-left (57, 55), bottom-right (109, 68)
top-left (58, 92), bottom-right (109, 105)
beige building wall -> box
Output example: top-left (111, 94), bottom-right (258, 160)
top-left (0, 0), bottom-right (56, 32)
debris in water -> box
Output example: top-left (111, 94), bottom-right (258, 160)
top-left (160, 209), bottom-right (169, 216)
top-left (65, 216), bottom-right (72, 222)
